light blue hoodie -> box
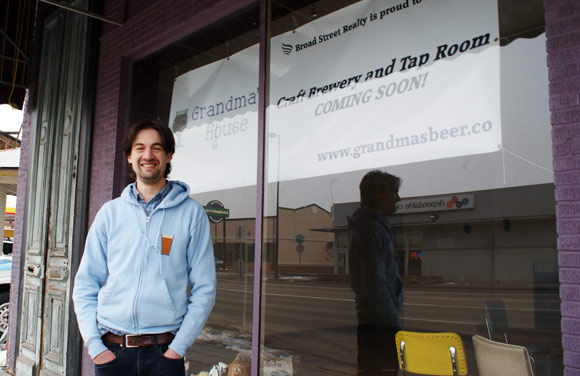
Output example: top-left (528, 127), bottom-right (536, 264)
top-left (73, 180), bottom-right (216, 358)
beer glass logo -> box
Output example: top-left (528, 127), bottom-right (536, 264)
top-left (172, 109), bottom-right (188, 147)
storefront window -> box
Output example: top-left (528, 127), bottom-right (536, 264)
top-left (263, 0), bottom-right (559, 375)
top-left (131, 0), bottom-right (559, 374)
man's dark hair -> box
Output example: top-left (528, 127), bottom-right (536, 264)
top-left (122, 119), bottom-right (176, 178)
top-left (359, 170), bottom-right (401, 209)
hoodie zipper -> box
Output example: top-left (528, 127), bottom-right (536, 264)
top-left (131, 211), bottom-right (150, 331)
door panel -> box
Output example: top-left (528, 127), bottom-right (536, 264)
top-left (16, 2), bottom-right (88, 375)
top-left (17, 14), bottom-right (63, 373)
top-left (41, 7), bottom-right (86, 375)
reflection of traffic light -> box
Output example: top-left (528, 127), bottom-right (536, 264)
top-left (409, 250), bottom-right (422, 261)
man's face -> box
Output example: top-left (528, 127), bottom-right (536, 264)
top-left (376, 187), bottom-right (400, 216)
top-left (127, 128), bottom-right (173, 186)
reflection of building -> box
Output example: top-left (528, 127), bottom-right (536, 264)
top-left (209, 204), bottom-right (334, 275)
top-left (0, 132), bottom-right (20, 151)
top-left (331, 184), bottom-right (557, 286)
top-left (4, 206), bottom-right (15, 240)
top-left (0, 148), bottom-right (19, 245)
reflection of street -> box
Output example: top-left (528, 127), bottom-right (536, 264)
top-left (198, 273), bottom-right (562, 375)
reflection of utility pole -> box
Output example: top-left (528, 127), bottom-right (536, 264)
top-left (269, 133), bottom-right (281, 278)
top-left (298, 247), bottom-right (303, 276)
top-left (328, 178), bottom-right (337, 206)
top-left (404, 232), bottom-right (409, 276)
top-left (329, 179), bottom-right (338, 274)
top-left (296, 235), bottom-right (305, 277)
top-left (237, 225), bottom-right (244, 276)
top-left (213, 223), bottom-right (218, 258)
top-left (490, 225), bottom-right (495, 286)
top-left (223, 219), bottom-right (227, 269)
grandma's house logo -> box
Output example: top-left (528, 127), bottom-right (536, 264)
top-left (281, 43), bottom-right (293, 55)
top-left (446, 196), bottom-right (470, 209)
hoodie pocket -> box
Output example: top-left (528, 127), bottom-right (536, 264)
top-left (137, 278), bottom-right (178, 327)
top-left (97, 277), bottom-right (137, 329)
top-left (97, 277), bottom-right (118, 306)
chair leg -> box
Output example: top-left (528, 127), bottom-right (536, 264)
top-left (485, 317), bottom-right (492, 339)
top-left (530, 355), bottom-right (536, 376)
top-left (449, 346), bottom-right (458, 376)
top-left (399, 340), bottom-right (406, 373)
top-left (530, 354), bottom-right (551, 376)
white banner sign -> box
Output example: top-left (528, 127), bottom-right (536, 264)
top-left (169, 0), bottom-right (500, 194)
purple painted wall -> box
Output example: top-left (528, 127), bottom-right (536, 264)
top-left (545, 0), bottom-right (580, 375)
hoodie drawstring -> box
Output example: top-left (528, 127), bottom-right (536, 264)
top-left (157, 208), bottom-right (166, 275)
top-left (132, 204), bottom-right (165, 275)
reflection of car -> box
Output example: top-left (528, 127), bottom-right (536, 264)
top-left (2, 240), bottom-right (11, 255)
top-left (214, 258), bottom-right (224, 270)
top-left (0, 251), bottom-right (11, 336)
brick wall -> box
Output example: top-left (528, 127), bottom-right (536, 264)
top-left (7, 93), bottom-right (31, 371)
top-left (0, 133), bottom-right (20, 150)
top-left (546, 0), bottom-right (580, 374)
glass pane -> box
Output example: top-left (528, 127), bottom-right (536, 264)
top-left (130, 5), bottom-right (259, 374)
top-left (264, 0), bottom-right (559, 375)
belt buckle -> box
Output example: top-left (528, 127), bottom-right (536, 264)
top-left (124, 334), bottom-right (140, 348)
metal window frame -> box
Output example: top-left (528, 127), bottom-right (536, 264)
top-left (250, 0), bottom-right (270, 374)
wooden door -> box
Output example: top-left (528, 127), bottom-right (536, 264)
top-left (16, 3), bottom-right (88, 375)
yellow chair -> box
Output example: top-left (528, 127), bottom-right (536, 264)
top-left (395, 331), bottom-right (469, 376)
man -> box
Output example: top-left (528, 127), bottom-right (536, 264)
top-left (73, 120), bottom-right (216, 375)
top-left (349, 170), bottom-right (404, 375)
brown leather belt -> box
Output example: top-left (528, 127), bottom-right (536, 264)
top-left (102, 332), bottom-right (174, 348)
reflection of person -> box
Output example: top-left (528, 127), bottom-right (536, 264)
top-left (73, 120), bottom-right (217, 375)
top-left (349, 170), bottom-right (404, 375)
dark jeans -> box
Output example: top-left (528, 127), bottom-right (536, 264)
top-left (357, 324), bottom-right (399, 376)
top-left (95, 342), bottom-right (185, 376)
